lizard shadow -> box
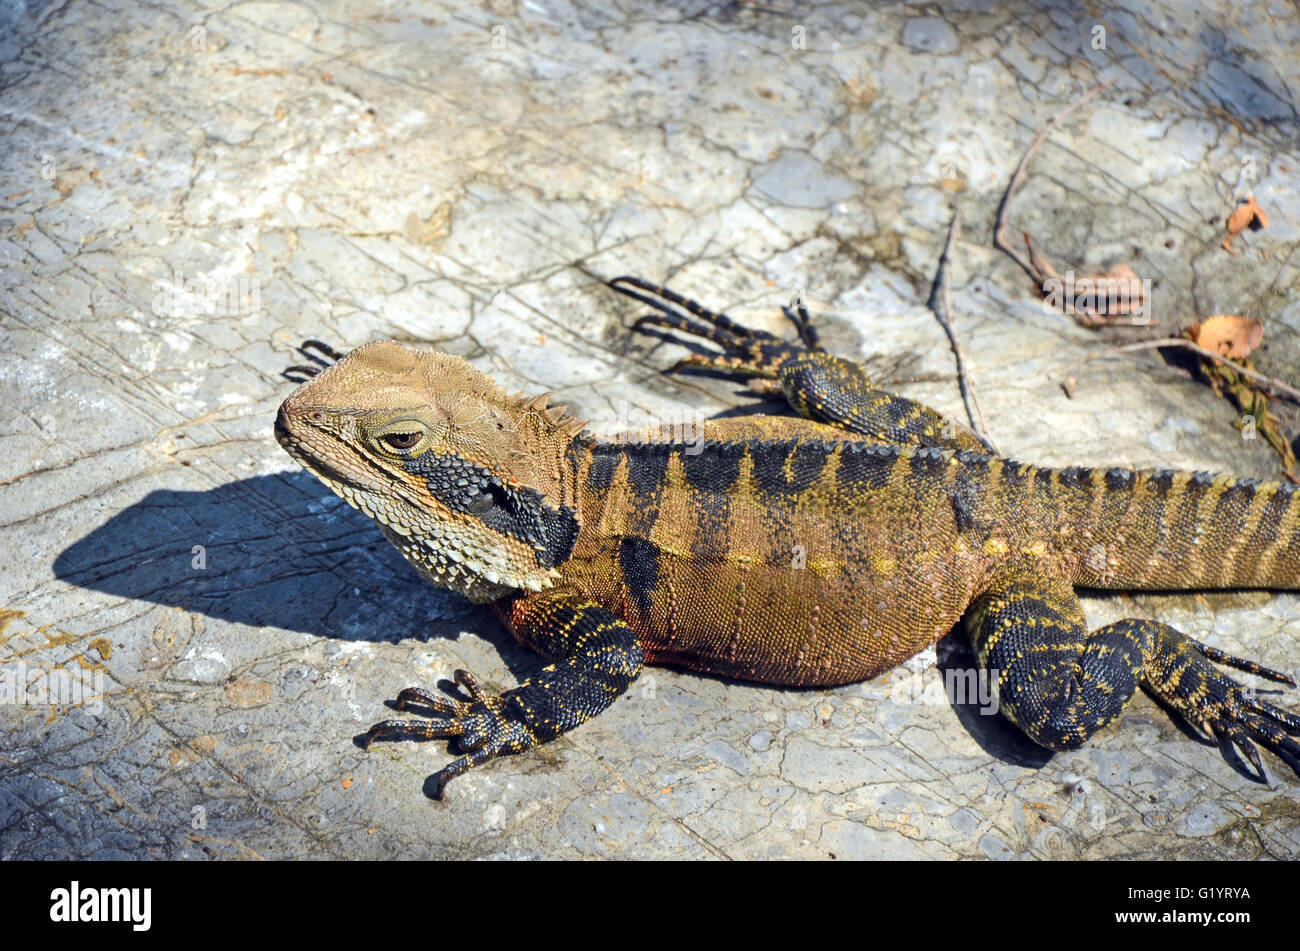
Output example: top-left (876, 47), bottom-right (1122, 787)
top-left (50, 471), bottom-right (543, 681)
top-left (934, 629), bottom-right (1054, 769)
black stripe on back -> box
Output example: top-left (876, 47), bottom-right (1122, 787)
top-left (836, 442), bottom-right (900, 492)
top-left (751, 440), bottom-right (829, 495)
top-left (624, 444), bottom-right (673, 499)
top-left (586, 449), bottom-right (620, 493)
top-left (619, 536), bottom-right (661, 618)
top-left (681, 441), bottom-right (746, 493)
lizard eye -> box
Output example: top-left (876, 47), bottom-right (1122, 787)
top-left (381, 431), bottom-right (422, 451)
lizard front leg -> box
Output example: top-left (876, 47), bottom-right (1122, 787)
top-left (969, 567), bottom-right (1300, 778)
top-left (610, 275), bottom-right (987, 451)
top-left (362, 592), bottom-right (644, 799)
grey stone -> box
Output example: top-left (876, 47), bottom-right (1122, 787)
top-left (1, 0), bottom-right (1297, 861)
top-left (901, 17), bottom-right (959, 55)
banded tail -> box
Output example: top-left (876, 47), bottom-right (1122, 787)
top-left (1050, 465), bottom-right (1300, 591)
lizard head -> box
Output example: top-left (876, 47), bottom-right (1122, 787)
top-left (275, 340), bottom-right (586, 603)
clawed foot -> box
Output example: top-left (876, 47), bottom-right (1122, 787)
top-left (282, 339), bottom-right (344, 383)
top-left (1203, 680), bottom-right (1300, 782)
top-left (1153, 636), bottom-right (1300, 782)
top-left (609, 275), bottom-right (821, 387)
top-left (360, 669), bottom-right (534, 800)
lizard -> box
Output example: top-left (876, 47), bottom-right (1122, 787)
top-left (274, 275), bottom-right (1300, 799)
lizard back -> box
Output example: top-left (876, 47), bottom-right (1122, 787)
top-left (551, 436), bottom-right (993, 685)
top-left (538, 433), bottom-right (1300, 687)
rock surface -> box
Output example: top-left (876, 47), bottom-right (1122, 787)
top-left (2, 0), bottom-right (1298, 859)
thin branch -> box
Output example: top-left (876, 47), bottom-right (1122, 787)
top-left (1056, 338), bottom-right (1300, 405)
top-left (927, 209), bottom-right (999, 454)
top-left (994, 80), bottom-right (1112, 284)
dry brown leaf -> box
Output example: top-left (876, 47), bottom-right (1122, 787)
top-left (1223, 194), bottom-right (1268, 254)
top-left (1188, 314), bottom-right (1263, 360)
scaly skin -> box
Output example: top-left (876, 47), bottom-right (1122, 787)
top-left (274, 277), bottom-right (1300, 798)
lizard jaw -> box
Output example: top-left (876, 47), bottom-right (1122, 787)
top-left (276, 404), bottom-right (559, 601)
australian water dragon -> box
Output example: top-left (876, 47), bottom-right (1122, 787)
top-left (275, 276), bottom-right (1300, 798)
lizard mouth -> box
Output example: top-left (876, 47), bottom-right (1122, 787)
top-left (281, 443), bottom-right (421, 541)
top-left (274, 411), bottom-right (358, 491)
top-left (274, 403), bottom-right (421, 532)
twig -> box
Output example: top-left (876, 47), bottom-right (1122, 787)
top-left (927, 209), bottom-right (1000, 454)
top-left (1055, 338), bottom-right (1300, 405)
top-left (993, 80), bottom-right (1112, 284)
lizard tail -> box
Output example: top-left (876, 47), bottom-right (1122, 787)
top-left (1058, 466), bottom-right (1300, 591)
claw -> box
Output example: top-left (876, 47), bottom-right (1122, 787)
top-left (782, 301), bottom-right (822, 351)
top-left (361, 716), bottom-right (466, 750)
top-left (363, 671), bottom-right (536, 798)
top-left (454, 668), bottom-right (488, 702)
top-left (1213, 720), bottom-right (1267, 782)
top-left (612, 275), bottom-right (808, 382)
top-left (395, 685), bottom-right (465, 716)
top-left (361, 718), bottom-right (408, 749)
top-left (610, 275), bottom-right (767, 339)
top-left (1192, 638), bottom-right (1296, 685)
top-left (1197, 677), bottom-right (1300, 780)
top-left (608, 278), bottom-right (811, 387)
top-left (299, 339), bottom-right (343, 362)
top-left (282, 364), bottom-right (323, 382)
top-left (1241, 692), bottom-right (1300, 732)
top-left (283, 338), bottom-right (345, 383)
top-left (633, 312), bottom-right (741, 348)
top-left (1150, 629), bottom-right (1300, 781)
top-left (429, 746), bottom-right (496, 801)
top-left (670, 352), bottom-right (775, 377)
top-left (1238, 706), bottom-right (1300, 769)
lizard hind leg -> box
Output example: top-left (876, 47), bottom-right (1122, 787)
top-left (610, 275), bottom-right (809, 379)
top-left (609, 276), bottom-right (985, 450)
top-left (777, 352), bottom-right (988, 451)
top-left (969, 569), bottom-right (1300, 780)
top-left (1142, 627), bottom-right (1300, 780)
top-left (969, 569), bottom-right (1146, 753)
